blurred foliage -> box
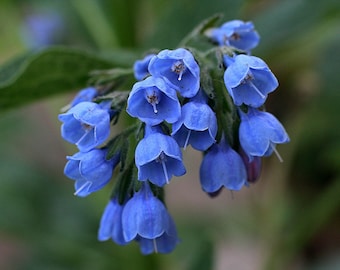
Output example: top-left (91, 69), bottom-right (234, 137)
top-left (0, 0), bottom-right (339, 269)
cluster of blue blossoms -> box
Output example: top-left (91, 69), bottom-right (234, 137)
top-left (59, 18), bottom-right (289, 255)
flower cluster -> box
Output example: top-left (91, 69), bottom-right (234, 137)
top-left (58, 16), bottom-right (289, 255)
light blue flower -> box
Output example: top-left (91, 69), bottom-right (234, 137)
top-left (126, 76), bottom-right (181, 125)
top-left (70, 87), bottom-right (98, 107)
top-left (58, 101), bottom-right (111, 152)
top-left (98, 197), bottom-right (129, 245)
top-left (148, 48), bottom-right (200, 98)
top-left (172, 91), bottom-right (217, 151)
top-left (224, 54), bottom-right (278, 108)
top-left (135, 125), bottom-right (186, 187)
top-left (133, 54), bottom-right (156, 80)
top-left (200, 139), bottom-right (247, 193)
top-left (64, 148), bottom-right (119, 197)
top-left (208, 20), bottom-right (260, 51)
top-left (122, 182), bottom-right (179, 254)
top-left (238, 107), bottom-right (290, 160)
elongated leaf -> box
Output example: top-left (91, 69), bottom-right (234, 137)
top-left (0, 46), bottom-right (129, 111)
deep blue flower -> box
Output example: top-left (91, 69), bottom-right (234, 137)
top-left (70, 87), bottom-right (98, 107)
top-left (133, 54), bottom-right (156, 80)
top-left (238, 107), bottom-right (290, 160)
top-left (224, 54), bottom-right (278, 108)
top-left (126, 76), bottom-right (181, 126)
top-left (148, 48), bottom-right (200, 98)
top-left (172, 91), bottom-right (217, 151)
top-left (200, 139), bottom-right (247, 193)
top-left (122, 182), bottom-right (179, 254)
top-left (58, 102), bottom-right (111, 152)
top-left (98, 197), bottom-right (129, 245)
top-left (64, 148), bottom-right (119, 197)
top-left (135, 125), bottom-right (186, 187)
top-left (207, 20), bottom-right (260, 51)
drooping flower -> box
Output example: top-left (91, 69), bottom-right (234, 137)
top-left (126, 76), bottom-right (181, 126)
top-left (98, 197), bottom-right (129, 245)
top-left (135, 125), bottom-right (186, 187)
top-left (58, 101), bottom-right (111, 152)
top-left (171, 90), bottom-right (217, 151)
top-left (207, 20), bottom-right (260, 52)
top-left (122, 182), bottom-right (179, 254)
top-left (238, 107), bottom-right (290, 160)
top-left (200, 139), bottom-right (247, 193)
top-left (64, 148), bottom-right (119, 197)
top-left (148, 48), bottom-right (200, 98)
top-left (70, 87), bottom-right (98, 107)
top-left (224, 54), bottom-right (278, 108)
top-left (133, 54), bottom-right (156, 80)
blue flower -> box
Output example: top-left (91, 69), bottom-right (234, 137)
top-left (126, 76), bottom-right (181, 126)
top-left (135, 125), bottom-right (186, 187)
top-left (98, 197), bottom-right (129, 245)
top-left (208, 20), bottom-right (260, 51)
top-left (64, 148), bottom-right (119, 197)
top-left (70, 87), bottom-right (98, 107)
top-left (172, 91), bottom-right (217, 151)
top-left (58, 102), bottom-right (111, 152)
top-left (148, 48), bottom-right (200, 98)
top-left (238, 107), bottom-right (290, 160)
top-left (200, 139), bottom-right (247, 193)
top-left (133, 54), bottom-right (156, 80)
top-left (224, 54), bottom-right (278, 108)
top-left (122, 182), bottom-right (179, 254)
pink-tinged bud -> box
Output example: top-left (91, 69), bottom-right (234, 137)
top-left (239, 147), bottom-right (262, 183)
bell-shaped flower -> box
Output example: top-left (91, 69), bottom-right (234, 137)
top-left (126, 76), bottom-right (181, 126)
top-left (133, 54), bottom-right (156, 80)
top-left (122, 182), bottom-right (179, 254)
top-left (135, 125), bottom-right (186, 187)
top-left (64, 148), bottom-right (119, 197)
top-left (98, 197), bottom-right (129, 245)
top-left (70, 87), bottom-right (98, 107)
top-left (58, 101), bottom-right (111, 152)
top-left (224, 54), bottom-right (278, 108)
top-left (172, 91), bottom-right (217, 151)
top-left (200, 139), bottom-right (247, 193)
top-left (207, 20), bottom-right (260, 52)
top-left (238, 107), bottom-right (290, 160)
top-left (148, 48), bottom-right (200, 98)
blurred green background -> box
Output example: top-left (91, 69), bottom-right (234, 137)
top-left (0, 0), bottom-right (339, 269)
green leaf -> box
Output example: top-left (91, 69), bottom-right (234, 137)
top-left (0, 46), bottom-right (130, 111)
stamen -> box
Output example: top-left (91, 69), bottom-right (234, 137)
top-left (76, 127), bottom-right (92, 145)
top-left (157, 152), bottom-right (169, 184)
top-left (146, 90), bottom-right (159, 114)
top-left (171, 60), bottom-right (186, 81)
top-left (74, 181), bottom-right (92, 196)
top-left (183, 129), bottom-right (191, 149)
top-left (271, 144), bottom-right (284, 162)
top-left (153, 238), bottom-right (158, 253)
top-left (248, 81), bottom-right (266, 99)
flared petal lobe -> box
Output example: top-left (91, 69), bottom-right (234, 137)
top-left (224, 55), bottom-right (278, 108)
top-left (238, 107), bottom-right (290, 159)
top-left (127, 76), bottom-right (181, 125)
top-left (133, 54), bottom-right (156, 80)
top-left (64, 148), bottom-right (119, 197)
top-left (58, 101), bottom-right (111, 152)
top-left (148, 48), bottom-right (200, 98)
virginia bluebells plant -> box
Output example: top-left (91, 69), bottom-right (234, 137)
top-left (58, 14), bottom-right (289, 255)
